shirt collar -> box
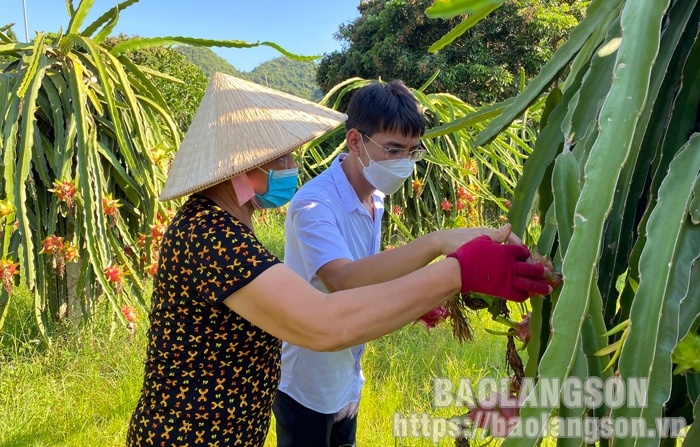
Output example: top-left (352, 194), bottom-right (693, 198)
top-left (330, 153), bottom-right (383, 214)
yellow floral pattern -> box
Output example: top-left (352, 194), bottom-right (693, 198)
top-left (128, 195), bottom-right (281, 447)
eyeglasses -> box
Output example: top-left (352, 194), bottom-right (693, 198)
top-left (361, 133), bottom-right (427, 161)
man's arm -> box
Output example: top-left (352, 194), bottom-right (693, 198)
top-left (317, 224), bottom-right (520, 292)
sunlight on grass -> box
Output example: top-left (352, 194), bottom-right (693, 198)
top-left (356, 312), bottom-right (520, 446)
top-left (262, 311), bottom-right (519, 447)
top-left (253, 207), bottom-right (288, 260)
top-left (0, 285), bottom-right (146, 446)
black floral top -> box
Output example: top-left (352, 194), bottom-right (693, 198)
top-left (128, 194), bottom-right (281, 447)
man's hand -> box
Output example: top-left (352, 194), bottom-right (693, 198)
top-left (436, 223), bottom-right (523, 256)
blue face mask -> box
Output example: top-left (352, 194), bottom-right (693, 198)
top-left (255, 167), bottom-right (299, 208)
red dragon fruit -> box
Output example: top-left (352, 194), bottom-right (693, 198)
top-left (467, 390), bottom-right (521, 438)
top-left (417, 306), bottom-right (450, 331)
top-left (527, 250), bottom-right (563, 292)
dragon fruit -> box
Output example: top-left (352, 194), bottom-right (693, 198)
top-left (485, 313), bottom-right (532, 348)
top-left (418, 306), bottom-right (450, 331)
top-left (527, 250), bottom-right (562, 293)
top-left (466, 390), bottom-right (520, 438)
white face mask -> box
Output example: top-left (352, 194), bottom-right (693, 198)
top-left (359, 140), bottom-right (415, 194)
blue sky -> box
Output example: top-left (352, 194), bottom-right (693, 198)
top-left (2, 0), bottom-right (362, 71)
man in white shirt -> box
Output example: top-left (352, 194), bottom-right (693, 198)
top-left (274, 80), bottom-right (520, 446)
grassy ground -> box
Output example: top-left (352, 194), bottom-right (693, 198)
top-left (0, 287), bottom-right (146, 446)
top-left (0, 290), bottom-right (515, 447)
top-left (354, 318), bottom-right (515, 446)
top-left (0, 209), bottom-right (522, 447)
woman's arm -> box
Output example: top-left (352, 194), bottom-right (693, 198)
top-left (224, 258), bottom-right (461, 352)
top-left (225, 233), bottom-right (548, 352)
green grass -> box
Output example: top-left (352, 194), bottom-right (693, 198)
top-left (0, 286), bottom-right (147, 446)
top-left (0, 211), bottom-right (523, 447)
top-left (263, 311), bottom-right (517, 447)
top-left (356, 316), bottom-right (516, 446)
top-left (0, 296), bottom-right (514, 447)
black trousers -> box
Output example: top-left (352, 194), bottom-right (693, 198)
top-left (272, 390), bottom-right (359, 447)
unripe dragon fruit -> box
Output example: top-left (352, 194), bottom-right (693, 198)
top-left (485, 313), bottom-right (532, 348)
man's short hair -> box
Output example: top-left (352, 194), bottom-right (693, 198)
top-left (345, 79), bottom-right (425, 138)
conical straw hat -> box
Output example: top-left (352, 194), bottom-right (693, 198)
top-left (159, 72), bottom-right (347, 201)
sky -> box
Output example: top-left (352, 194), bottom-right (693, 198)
top-left (2, 0), bottom-right (363, 72)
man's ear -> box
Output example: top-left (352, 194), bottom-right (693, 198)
top-left (346, 129), bottom-right (363, 156)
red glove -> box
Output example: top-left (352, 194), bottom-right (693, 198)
top-left (446, 236), bottom-right (550, 302)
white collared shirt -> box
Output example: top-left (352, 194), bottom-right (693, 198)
top-left (279, 153), bottom-right (384, 413)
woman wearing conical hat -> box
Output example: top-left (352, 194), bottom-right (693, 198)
top-left (126, 73), bottom-right (550, 447)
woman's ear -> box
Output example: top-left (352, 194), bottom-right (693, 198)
top-left (346, 129), bottom-right (363, 156)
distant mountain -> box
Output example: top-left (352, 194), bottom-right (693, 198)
top-left (248, 58), bottom-right (323, 102)
top-left (175, 46), bottom-right (322, 102)
top-left (175, 46), bottom-right (244, 79)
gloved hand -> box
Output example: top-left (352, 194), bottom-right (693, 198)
top-left (446, 235), bottom-right (551, 302)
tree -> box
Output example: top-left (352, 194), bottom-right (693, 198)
top-left (248, 57), bottom-right (323, 101)
top-left (0, 0), bottom-right (311, 339)
top-left (176, 46), bottom-right (324, 102)
top-left (429, 0), bottom-right (700, 444)
top-left (0, 24), bottom-right (17, 65)
top-left (175, 45), bottom-right (245, 79)
top-left (316, 0), bottom-right (585, 104)
top-left (105, 37), bottom-right (210, 133)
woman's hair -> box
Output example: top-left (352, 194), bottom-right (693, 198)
top-left (345, 79), bottom-right (425, 138)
